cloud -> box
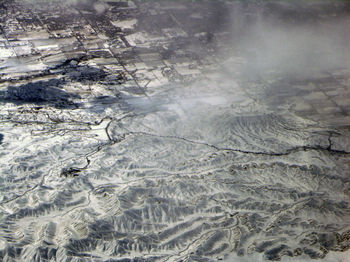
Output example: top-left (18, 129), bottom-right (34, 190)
top-left (225, 2), bottom-right (350, 80)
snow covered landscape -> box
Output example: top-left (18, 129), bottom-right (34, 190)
top-left (0, 1), bottom-right (350, 261)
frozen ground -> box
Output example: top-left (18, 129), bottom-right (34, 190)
top-left (0, 0), bottom-right (350, 261)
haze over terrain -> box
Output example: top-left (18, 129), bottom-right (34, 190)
top-left (0, 0), bottom-right (350, 261)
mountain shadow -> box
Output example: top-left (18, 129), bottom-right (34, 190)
top-left (0, 79), bottom-right (80, 109)
top-left (0, 63), bottom-right (113, 109)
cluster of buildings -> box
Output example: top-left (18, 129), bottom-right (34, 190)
top-left (0, 0), bottom-right (238, 95)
